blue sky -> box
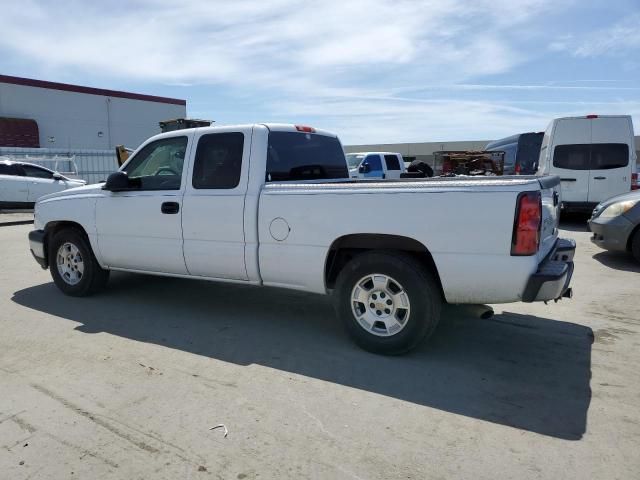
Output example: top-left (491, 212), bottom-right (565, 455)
top-left (0, 0), bottom-right (639, 144)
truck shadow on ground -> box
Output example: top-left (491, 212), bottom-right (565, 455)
top-left (592, 251), bottom-right (640, 273)
top-left (12, 273), bottom-right (593, 441)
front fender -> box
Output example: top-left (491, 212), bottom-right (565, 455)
top-left (37, 195), bottom-right (103, 266)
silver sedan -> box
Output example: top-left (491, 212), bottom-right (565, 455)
top-left (588, 190), bottom-right (640, 263)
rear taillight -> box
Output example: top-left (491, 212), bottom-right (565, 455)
top-left (295, 125), bottom-right (316, 133)
top-left (632, 173), bottom-right (639, 191)
top-left (514, 164), bottom-right (521, 175)
top-left (511, 191), bottom-right (542, 256)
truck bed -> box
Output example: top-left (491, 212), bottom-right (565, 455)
top-left (258, 175), bottom-right (560, 303)
top-left (263, 175), bottom-right (547, 193)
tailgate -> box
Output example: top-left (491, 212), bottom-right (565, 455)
top-left (537, 175), bottom-right (561, 260)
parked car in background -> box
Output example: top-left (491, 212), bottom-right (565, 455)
top-left (485, 132), bottom-right (543, 175)
top-left (0, 159), bottom-right (86, 208)
top-left (28, 123), bottom-right (574, 355)
top-left (536, 115), bottom-right (638, 213)
top-left (346, 152), bottom-right (406, 179)
top-left (589, 190), bottom-right (640, 262)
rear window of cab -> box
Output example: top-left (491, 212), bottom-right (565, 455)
top-left (266, 132), bottom-right (348, 181)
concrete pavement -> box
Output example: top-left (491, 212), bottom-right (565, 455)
top-left (0, 221), bottom-right (639, 479)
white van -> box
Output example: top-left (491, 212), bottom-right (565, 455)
top-left (345, 152), bottom-right (406, 179)
top-left (536, 115), bottom-right (638, 212)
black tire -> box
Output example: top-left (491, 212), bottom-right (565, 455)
top-left (631, 229), bottom-right (640, 263)
top-left (407, 160), bottom-right (434, 178)
top-left (334, 251), bottom-right (442, 355)
top-left (48, 228), bottom-right (109, 296)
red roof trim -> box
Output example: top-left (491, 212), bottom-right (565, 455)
top-left (0, 74), bottom-right (186, 106)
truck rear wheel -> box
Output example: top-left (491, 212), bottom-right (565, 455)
top-left (334, 251), bottom-right (441, 355)
top-left (49, 228), bottom-right (109, 296)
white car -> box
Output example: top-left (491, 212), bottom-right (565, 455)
top-left (536, 115), bottom-right (638, 213)
top-left (346, 152), bottom-right (406, 179)
top-left (0, 160), bottom-right (86, 208)
top-left (28, 124), bottom-right (574, 354)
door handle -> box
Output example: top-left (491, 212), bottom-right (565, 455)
top-left (593, 176), bottom-right (606, 180)
top-left (161, 201), bottom-right (180, 214)
top-left (560, 178), bottom-right (576, 182)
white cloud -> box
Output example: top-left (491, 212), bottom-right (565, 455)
top-left (390, 83), bottom-right (640, 95)
top-left (3, 0), bottom-right (637, 144)
top-left (270, 96), bottom-right (546, 141)
top-left (550, 13), bottom-right (640, 58)
top-left (0, 0), bottom-right (550, 85)
top-left (265, 95), bottom-right (640, 144)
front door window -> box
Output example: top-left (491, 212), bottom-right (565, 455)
top-left (124, 136), bottom-right (188, 190)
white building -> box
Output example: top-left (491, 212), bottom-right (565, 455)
top-left (0, 74), bottom-right (186, 150)
top-left (0, 74), bottom-right (187, 183)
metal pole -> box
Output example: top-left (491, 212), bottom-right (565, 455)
top-left (106, 97), bottom-right (112, 149)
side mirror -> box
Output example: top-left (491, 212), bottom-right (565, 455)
top-left (103, 171), bottom-right (132, 191)
top-left (359, 162), bottom-right (370, 174)
top-left (52, 172), bottom-right (63, 180)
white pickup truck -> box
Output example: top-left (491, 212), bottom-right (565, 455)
top-left (28, 124), bottom-right (575, 354)
top-left (346, 152), bottom-right (406, 179)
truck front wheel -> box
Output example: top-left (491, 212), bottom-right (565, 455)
top-left (334, 251), bottom-right (442, 355)
top-left (49, 228), bottom-right (109, 296)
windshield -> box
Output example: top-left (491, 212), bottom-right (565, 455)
top-left (345, 154), bottom-right (365, 169)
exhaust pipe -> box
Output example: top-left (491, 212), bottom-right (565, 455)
top-left (480, 308), bottom-right (494, 320)
top-left (445, 304), bottom-right (495, 320)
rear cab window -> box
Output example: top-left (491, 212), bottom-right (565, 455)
top-left (384, 155), bottom-right (401, 170)
top-left (266, 132), bottom-right (348, 181)
top-left (192, 132), bottom-right (244, 189)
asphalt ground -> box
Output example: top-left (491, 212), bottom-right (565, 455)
top-left (1, 219), bottom-right (639, 479)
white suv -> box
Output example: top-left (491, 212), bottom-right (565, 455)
top-left (0, 160), bottom-right (86, 208)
